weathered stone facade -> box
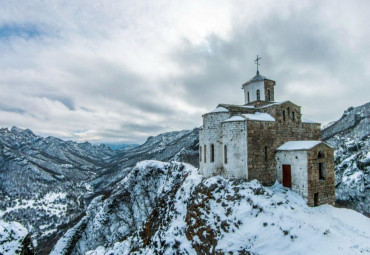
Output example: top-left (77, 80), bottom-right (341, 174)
top-left (276, 143), bottom-right (335, 206)
top-left (199, 71), bottom-right (335, 206)
top-left (306, 144), bottom-right (335, 206)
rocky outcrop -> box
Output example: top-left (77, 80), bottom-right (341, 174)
top-left (52, 160), bottom-right (370, 255)
top-left (0, 220), bottom-right (35, 255)
top-left (322, 102), bottom-right (370, 216)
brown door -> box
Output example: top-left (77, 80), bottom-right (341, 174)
top-left (282, 165), bottom-right (292, 188)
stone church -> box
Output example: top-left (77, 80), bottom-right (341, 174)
top-left (199, 59), bottom-right (335, 206)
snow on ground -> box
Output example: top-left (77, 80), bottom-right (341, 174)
top-left (76, 161), bottom-right (370, 255)
top-left (0, 220), bottom-right (29, 255)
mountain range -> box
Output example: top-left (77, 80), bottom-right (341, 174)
top-left (0, 127), bottom-right (198, 254)
top-left (0, 102), bottom-right (369, 254)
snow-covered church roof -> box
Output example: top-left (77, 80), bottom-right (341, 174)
top-left (276, 141), bottom-right (323, 151)
top-left (223, 116), bottom-right (246, 122)
top-left (302, 118), bottom-right (320, 124)
top-left (243, 112), bottom-right (275, 122)
top-left (242, 71), bottom-right (273, 87)
top-left (209, 107), bottom-right (229, 113)
top-left (222, 112), bottom-right (275, 123)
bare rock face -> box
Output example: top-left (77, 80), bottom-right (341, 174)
top-left (322, 102), bottom-right (370, 216)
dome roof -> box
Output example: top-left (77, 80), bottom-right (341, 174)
top-left (242, 71), bottom-right (270, 87)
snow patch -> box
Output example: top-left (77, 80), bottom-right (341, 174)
top-left (223, 116), bottom-right (245, 122)
top-left (277, 141), bottom-right (322, 151)
top-left (209, 107), bottom-right (229, 113)
top-left (243, 112), bottom-right (275, 121)
top-left (0, 220), bottom-right (29, 255)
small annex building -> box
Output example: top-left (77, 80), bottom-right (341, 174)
top-left (199, 62), bottom-right (335, 206)
top-left (276, 141), bottom-right (335, 206)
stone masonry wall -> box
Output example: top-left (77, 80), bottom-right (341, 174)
top-left (247, 102), bottom-right (321, 186)
top-left (243, 80), bottom-right (265, 103)
top-left (276, 151), bottom-right (309, 199)
top-left (306, 144), bottom-right (335, 206)
top-left (246, 120), bottom-right (276, 185)
top-left (264, 80), bottom-right (275, 102)
top-left (199, 112), bottom-right (230, 177)
top-left (221, 120), bottom-right (247, 178)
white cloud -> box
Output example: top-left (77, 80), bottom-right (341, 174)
top-left (0, 0), bottom-right (369, 143)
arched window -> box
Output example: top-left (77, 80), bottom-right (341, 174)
top-left (267, 90), bottom-right (271, 101)
top-left (224, 145), bottom-right (228, 164)
top-left (204, 145), bottom-right (207, 163)
top-left (283, 110), bottom-right (286, 121)
top-left (211, 144), bottom-right (215, 162)
top-left (199, 146), bottom-right (202, 162)
top-left (247, 92), bottom-right (250, 103)
top-left (318, 151), bottom-right (325, 159)
top-left (292, 111), bottom-right (295, 121)
top-left (256, 90), bottom-right (260, 100)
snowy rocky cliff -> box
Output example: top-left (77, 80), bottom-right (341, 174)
top-left (89, 128), bottom-right (199, 197)
top-left (109, 128), bottom-right (199, 168)
top-left (0, 127), bottom-right (116, 254)
top-left (51, 160), bottom-right (370, 255)
top-left (0, 127), bottom-right (199, 254)
top-left (0, 220), bottom-right (34, 255)
top-left (322, 102), bottom-right (370, 216)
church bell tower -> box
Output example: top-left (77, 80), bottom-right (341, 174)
top-left (242, 55), bottom-right (276, 105)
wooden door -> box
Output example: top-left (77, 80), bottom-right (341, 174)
top-left (282, 165), bottom-right (292, 188)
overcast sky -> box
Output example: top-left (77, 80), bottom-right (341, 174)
top-left (0, 0), bottom-right (369, 144)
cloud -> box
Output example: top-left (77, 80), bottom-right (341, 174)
top-left (169, 0), bottom-right (370, 122)
top-left (0, 0), bottom-right (369, 143)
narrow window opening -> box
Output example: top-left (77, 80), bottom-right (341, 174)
top-left (224, 145), bottom-right (228, 164)
top-left (267, 90), bottom-right (271, 101)
top-left (287, 107), bottom-right (290, 116)
top-left (264, 146), bottom-right (268, 161)
top-left (283, 110), bottom-right (286, 121)
top-left (199, 146), bottom-right (202, 162)
top-left (256, 90), bottom-right (260, 101)
top-left (247, 92), bottom-right (250, 103)
top-left (292, 111), bottom-right (295, 121)
top-left (319, 163), bottom-right (326, 180)
top-left (204, 145), bottom-right (207, 163)
top-left (314, 193), bottom-right (319, 206)
top-left (211, 144), bottom-right (215, 162)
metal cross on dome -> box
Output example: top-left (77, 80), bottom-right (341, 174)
top-left (254, 54), bottom-right (261, 74)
